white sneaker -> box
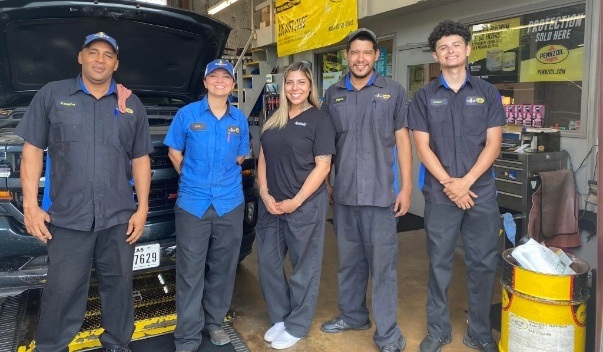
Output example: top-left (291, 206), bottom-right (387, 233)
top-left (264, 322), bottom-right (286, 342)
top-left (271, 330), bottom-right (301, 350)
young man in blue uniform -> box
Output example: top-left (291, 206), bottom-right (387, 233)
top-left (164, 59), bottom-right (249, 352)
top-left (17, 32), bottom-right (153, 352)
top-left (408, 20), bottom-right (504, 352)
top-left (320, 28), bottom-right (413, 352)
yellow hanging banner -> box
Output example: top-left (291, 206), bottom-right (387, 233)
top-left (275, 0), bottom-right (358, 57)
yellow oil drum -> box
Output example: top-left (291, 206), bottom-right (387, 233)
top-left (499, 248), bottom-right (590, 352)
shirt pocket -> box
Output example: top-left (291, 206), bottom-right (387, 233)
top-left (373, 99), bottom-right (395, 137)
top-left (186, 129), bottom-right (210, 160)
top-left (225, 128), bottom-right (243, 161)
top-left (49, 105), bottom-right (83, 143)
top-left (330, 103), bottom-right (350, 134)
top-left (462, 105), bottom-right (488, 136)
top-left (427, 105), bottom-right (452, 136)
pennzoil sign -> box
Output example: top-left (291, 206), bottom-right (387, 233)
top-left (536, 44), bottom-right (569, 64)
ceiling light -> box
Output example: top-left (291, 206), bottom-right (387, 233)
top-left (208, 0), bottom-right (239, 15)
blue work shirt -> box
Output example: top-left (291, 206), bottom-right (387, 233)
top-left (163, 96), bottom-right (250, 218)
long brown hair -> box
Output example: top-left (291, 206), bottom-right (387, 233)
top-left (262, 61), bottom-right (320, 132)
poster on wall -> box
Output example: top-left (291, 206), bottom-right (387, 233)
top-left (275, 0), bottom-right (357, 57)
top-left (518, 5), bottom-right (585, 83)
top-left (375, 46), bottom-right (388, 77)
top-left (469, 18), bottom-right (521, 84)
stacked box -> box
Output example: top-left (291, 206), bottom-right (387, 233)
top-left (505, 105), bottom-right (515, 124)
top-left (514, 105), bottom-right (524, 126)
top-left (532, 105), bottom-right (545, 128)
top-left (522, 105), bottom-right (532, 127)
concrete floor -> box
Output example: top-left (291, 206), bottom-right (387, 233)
top-left (230, 207), bottom-right (502, 352)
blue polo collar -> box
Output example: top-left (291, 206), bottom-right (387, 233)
top-left (345, 71), bottom-right (378, 91)
top-left (199, 95), bottom-right (234, 120)
top-left (77, 74), bottom-right (117, 96)
top-left (438, 67), bottom-right (477, 92)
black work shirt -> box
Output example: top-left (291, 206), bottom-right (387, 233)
top-left (322, 72), bottom-right (408, 207)
top-left (408, 70), bottom-right (505, 206)
top-left (15, 76), bottom-right (154, 232)
top-left (261, 107), bottom-right (336, 202)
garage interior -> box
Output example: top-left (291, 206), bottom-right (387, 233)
top-left (0, 0), bottom-right (601, 351)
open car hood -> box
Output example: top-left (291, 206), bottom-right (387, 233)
top-left (0, 0), bottom-right (231, 107)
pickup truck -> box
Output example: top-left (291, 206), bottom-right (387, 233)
top-left (0, 0), bottom-right (258, 299)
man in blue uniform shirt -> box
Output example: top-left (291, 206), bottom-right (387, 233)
top-left (17, 32), bottom-right (153, 352)
top-left (164, 59), bottom-right (249, 352)
top-left (408, 20), bottom-right (504, 352)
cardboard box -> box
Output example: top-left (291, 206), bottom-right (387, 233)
top-left (505, 105), bottom-right (515, 124)
top-left (513, 105), bottom-right (524, 125)
top-left (522, 105), bottom-right (533, 127)
top-left (532, 105), bottom-right (545, 128)
top-left (259, 20), bottom-right (270, 29)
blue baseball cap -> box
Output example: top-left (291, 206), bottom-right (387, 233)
top-left (204, 59), bottom-right (234, 78)
top-left (82, 32), bottom-right (119, 55)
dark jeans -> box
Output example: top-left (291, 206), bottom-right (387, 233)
top-left (34, 223), bottom-right (134, 352)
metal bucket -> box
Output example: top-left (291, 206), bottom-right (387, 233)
top-left (499, 248), bottom-right (590, 352)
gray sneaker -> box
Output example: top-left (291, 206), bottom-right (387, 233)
top-left (209, 327), bottom-right (231, 346)
top-left (419, 334), bottom-right (452, 352)
top-left (380, 335), bottom-right (407, 352)
top-left (463, 332), bottom-right (497, 352)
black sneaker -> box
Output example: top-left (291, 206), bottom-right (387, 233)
top-left (321, 316), bottom-right (372, 333)
top-left (380, 335), bottom-right (407, 352)
top-left (419, 334), bottom-right (452, 352)
top-left (463, 332), bottom-right (497, 352)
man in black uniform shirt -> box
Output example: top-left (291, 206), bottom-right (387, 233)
top-left (408, 20), bottom-right (504, 352)
top-left (16, 32), bottom-right (153, 352)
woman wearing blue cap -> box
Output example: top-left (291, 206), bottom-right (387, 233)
top-left (164, 59), bottom-right (250, 351)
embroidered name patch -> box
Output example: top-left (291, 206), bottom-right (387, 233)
top-left (430, 98), bottom-right (448, 106)
top-left (57, 100), bottom-right (78, 108)
top-left (333, 96), bottom-right (346, 103)
top-left (294, 121), bottom-right (307, 126)
top-left (466, 96), bottom-right (486, 106)
top-left (190, 123), bottom-right (206, 131)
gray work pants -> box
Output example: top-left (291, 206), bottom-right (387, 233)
top-left (424, 200), bottom-right (499, 344)
top-left (333, 203), bottom-right (402, 348)
top-left (173, 203), bottom-right (243, 351)
top-left (257, 190), bottom-right (327, 338)
top-left (34, 223), bottom-right (135, 352)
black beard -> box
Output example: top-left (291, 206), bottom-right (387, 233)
top-left (350, 69), bottom-right (372, 80)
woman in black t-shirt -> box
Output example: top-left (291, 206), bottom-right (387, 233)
top-left (256, 61), bottom-right (336, 350)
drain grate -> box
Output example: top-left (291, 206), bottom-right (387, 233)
top-left (223, 321), bottom-right (252, 352)
top-left (0, 294), bottom-right (28, 352)
top-left (82, 270), bottom-right (178, 331)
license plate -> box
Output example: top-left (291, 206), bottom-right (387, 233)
top-left (133, 243), bottom-right (160, 270)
